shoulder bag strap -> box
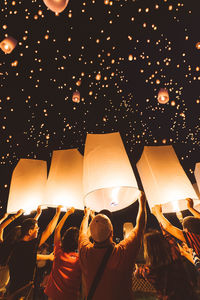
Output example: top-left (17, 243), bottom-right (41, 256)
top-left (87, 244), bottom-right (114, 300)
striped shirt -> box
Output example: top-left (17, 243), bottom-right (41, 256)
top-left (183, 231), bottom-right (200, 257)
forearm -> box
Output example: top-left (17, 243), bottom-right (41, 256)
top-left (135, 203), bottom-right (146, 236)
top-left (34, 212), bottom-right (42, 221)
top-left (188, 207), bottom-right (200, 219)
top-left (56, 212), bottom-right (70, 233)
top-left (37, 254), bottom-right (52, 261)
top-left (80, 215), bottom-right (89, 235)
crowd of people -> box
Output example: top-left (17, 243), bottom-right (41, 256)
top-left (0, 193), bottom-right (200, 300)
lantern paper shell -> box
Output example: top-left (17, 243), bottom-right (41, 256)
top-left (45, 149), bottom-right (84, 210)
top-left (72, 91), bottom-right (80, 103)
top-left (43, 0), bottom-right (69, 13)
top-left (137, 145), bottom-right (200, 213)
top-left (7, 159), bottom-right (47, 214)
top-left (157, 88), bottom-right (169, 104)
top-left (123, 222), bottom-right (134, 239)
top-left (194, 163), bottom-right (200, 201)
top-left (83, 132), bottom-right (140, 212)
top-left (0, 36), bottom-right (17, 54)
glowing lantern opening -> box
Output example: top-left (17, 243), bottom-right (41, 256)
top-left (157, 88), bottom-right (169, 104)
top-left (0, 36), bottom-right (17, 54)
top-left (72, 90), bottom-right (80, 103)
top-left (7, 159), bottom-right (47, 214)
top-left (43, 0), bottom-right (69, 14)
top-left (137, 145), bottom-right (200, 213)
top-left (83, 132), bottom-right (140, 212)
top-left (45, 149), bottom-right (84, 210)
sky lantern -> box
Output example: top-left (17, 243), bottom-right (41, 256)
top-left (7, 159), bottom-right (47, 214)
top-left (194, 163), bottom-right (200, 199)
top-left (0, 36), bottom-right (17, 54)
top-left (196, 42), bottom-right (200, 50)
top-left (45, 149), bottom-right (84, 210)
top-left (137, 145), bottom-right (200, 213)
top-left (43, 0), bottom-right (69, 14)
top-left (72, 90), bottom-right (80, 103)
top-left (157, 88), bottom-right (169, 104)
top-left (83, 132), bottom-right (140, 212)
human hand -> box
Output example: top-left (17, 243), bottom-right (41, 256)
top-left (90, 210), bottom-right (95, 220)
top-left (56, 205), bottom-right (63, 214)
top-left (152, 204), bottom-right (162, 216)
top-left (37, 205), bottom-right (42, 215)
top-left (84, 207), bottom-right (90, 217)
top-left (16, 209), bottom-right (24, 217)
top-left (186, 198), bottom-right (194, 209)
top-left (3, 213), bottom-right (8, 219)
top-left (67, 207), bottom-right (75, 215)
top-left (48, 252), bottom-right (54, 261)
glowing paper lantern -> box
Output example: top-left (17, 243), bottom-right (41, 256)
top-left (196, 42), bottom-right (200, 50)
top-left (123, 222), bottom-right (134, 239)
top-left (157, 88), bottom-right (169, 104)
top-left (0, 36), bottom-right (17, 54)
top-left (43, 0), bottom-right (69, 13)
top-left (7, 159), bottom-right (47, 214)
top-left (45, 149), bottom-right (84, 210)
top-left (83, 132), bottom-right (140, 212)
top-left (137, 146), bottom-right (200, 213)
top-left (194, 163), bottom-right (200, 198)
top-left (72, 90), bottom-right (80, 103)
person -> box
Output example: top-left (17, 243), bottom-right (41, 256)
top-left (7, 205), bottom-right (62, 299)
top-left (134, 229), bottom-right (197, 299)
top-left (152, 198), bottom-right (200, 257)
top-left (45, 207), bottom-right (81, 300)
top-left (78, 191), bottom-right (147, 300)
top-left (0, 209), bottom-right (24, 243)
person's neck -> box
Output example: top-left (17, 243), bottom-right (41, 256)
top-left (94, 238), bottom-right (114, 248)
top-left (21, 235), bottom-right (33, 242)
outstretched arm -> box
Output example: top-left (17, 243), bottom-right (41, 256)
top-left (134, 192), bottom-right (147, 237)
top-left (79, 207), bottom-right (90, 236)
top-left (186, 198), bottom-right (200, 219)
top-left (152, 205), bottom-right (185, 242)
top-left (0, 213), bottom-right (8, 225)
top-left (39, 206), bottom-right (62, 247)
top-left (34, 205), bottom-right (42, 221)
top-left (37, 252), bottom-right (54, 261)
top-left (54, 207), bottom-right (75, 245)
top-left (0, 209), bottom-right (24, 242)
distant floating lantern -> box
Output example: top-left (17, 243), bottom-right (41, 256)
top-left (196, 42), bottom-right (200, 50)
top-left (157, 88), bottom-right (169, 104)
top-left (128, 54), bottom-right (133, 61)
top-left (83, 132), bottom-right (140, 212)
top-left (0, 36), bottom-right (17, 54)
top-left (72, 90), bottom-right (80, 103)
top-left (137, 145), bottom-right (200, 213)
top-left (45, 149), bottom-right (84, 210)
top-left (7, 159), bottom-right (47, 214)
top-left (76, 80), bottom-right (81, 86)
top-left (96, 73), bottom-right (101, 80)
top-left (43, 0), bottom-right (69, 13)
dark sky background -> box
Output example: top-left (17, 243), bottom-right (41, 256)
top-left (0, 0), bottom-right (200, 236)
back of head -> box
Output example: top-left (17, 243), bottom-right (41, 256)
top-left (4, 225), bottom-right (22, 246)
top-left (98, 209), bottom-right (113, 221)
top-left (21, 218), bottom-right (37, 238)
top-left (61, 227), bottom-right (79, 253)
top-left (183, 216), bottom-right (200, 234)
top-left (89, 214), bottom-right (113, 243)
top-left (143, 230), bottom-right (172, 267)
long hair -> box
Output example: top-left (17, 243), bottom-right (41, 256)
top-left (143, 230), bottom-right (173, 268)
top-left (61, 227), bottom-right (79, 253)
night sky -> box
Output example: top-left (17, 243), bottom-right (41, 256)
top-left (0, 0), bottom-right (200, 226)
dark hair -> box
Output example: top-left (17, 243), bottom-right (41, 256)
top-left (0, 226), bottom-right (22, 265)
top-left (61, 227), bottom-right (79, 253)
top-left (143, 230), bottom-right (173, 268)
top-left (21, 218), bottom-right (37, 238)
top-left (182, 216), bottom-right (200, 234)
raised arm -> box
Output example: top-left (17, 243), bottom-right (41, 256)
top-left (134, 192), bottom-right (147, 237)
top-left (39, 206), bottom-right (62, 247)
top-left (152, 205), bottom-right (185, 242)
top-left (34, 205), bottom-right (42, 221)
top-left (54, 207), bottom-right (75, 245)
top-left (186, 198), bottom-right (200, 219)
top-left (0, 213), bottom-right (8, 224)
top-left (37, 252), bottom-right (54, 261)
top-left (79, 207), bottom-right (90, 237)
top-left (0, 209), bottom-right (24, 242)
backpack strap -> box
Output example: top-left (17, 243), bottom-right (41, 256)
top-left (87, 244), bottom-right (114, 300)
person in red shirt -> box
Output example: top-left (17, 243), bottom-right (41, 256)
top-left (45, 207), bottom-right (81, 300)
